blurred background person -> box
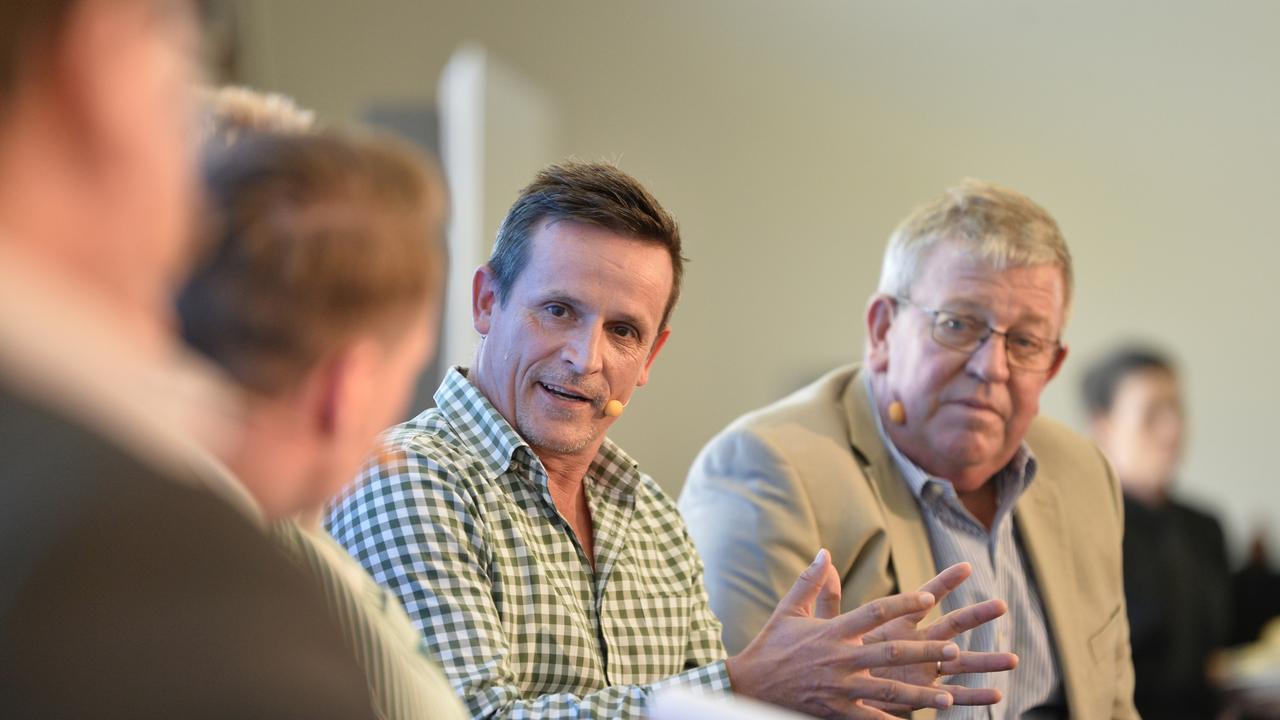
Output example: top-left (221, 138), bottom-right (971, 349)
top-left (0, 1), bottom-right (374, 716)
top-left (1084, 345), bottom-right (1231, 718)
top-left (181, 88), bottom-right (466, 719)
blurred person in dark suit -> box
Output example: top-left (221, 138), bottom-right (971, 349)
top-left (1084, 345), bottom-right (1231, 718)
top-left (0, 2), bottom-right (373, 717)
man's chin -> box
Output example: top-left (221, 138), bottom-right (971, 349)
top-left (518, 421), bottom-right (599, 459)
top-left (928, 433), bottom-right (1008, 469)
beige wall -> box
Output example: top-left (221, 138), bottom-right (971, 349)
top-left (232, 0), bottom-right (1279, 559)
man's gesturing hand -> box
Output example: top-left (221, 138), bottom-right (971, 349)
top-left (725, 549), bottom-right (959, 719)
top-left (863, 563), bottom-right (1018, 713)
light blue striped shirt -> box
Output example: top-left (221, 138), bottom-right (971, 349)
top-left (867, 378), bottom-right (1064, 719)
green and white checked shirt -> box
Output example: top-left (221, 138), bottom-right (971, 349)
top-left (327, 368), bottom-right (731, 719)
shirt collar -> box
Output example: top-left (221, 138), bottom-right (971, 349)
top-left (862, 372), bottom-right (1038, 507)
top-left (434, 366), bottom-right (643, 494)
top-left (434, 367), bottom-right (526, 479)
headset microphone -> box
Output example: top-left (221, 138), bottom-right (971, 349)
top-left (888, 400), bottom-right (907, 425)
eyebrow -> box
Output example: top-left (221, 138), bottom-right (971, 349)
top-left (941, 300), bottom-right (1054, 332)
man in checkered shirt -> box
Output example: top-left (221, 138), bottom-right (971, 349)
top-left (328, 161), bottom-right (1014, 719)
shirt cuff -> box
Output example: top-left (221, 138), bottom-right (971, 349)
top-left (647, 659), bottom-right (733, 697)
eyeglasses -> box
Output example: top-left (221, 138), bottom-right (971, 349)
top-left (894, 296), bottom-right (1062, 372)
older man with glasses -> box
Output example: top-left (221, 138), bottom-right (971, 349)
top-left (681, 179), bottom-right (1138, 719)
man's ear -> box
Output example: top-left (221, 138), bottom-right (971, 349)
top-left (473, 264), bottom-right (498, 336)
top-left (312, 337), bottom-right (381, 438)
top-left (1045, 343), bottom-right (1069, 384)
top-left (635, 327), bottom-right (672, 387)
top-left (865, 295), bottom-right (897, 372)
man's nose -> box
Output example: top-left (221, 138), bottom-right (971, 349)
top-left (560, 323), bottom-right (604, 374)
top-left (967, 331), bottom-right (1011, 383)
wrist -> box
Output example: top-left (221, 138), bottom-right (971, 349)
top-left (723, 652), bottom-right (762, 701)
top-left (723, 654), bottom-right (742, 694)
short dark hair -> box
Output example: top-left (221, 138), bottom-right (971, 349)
top-left (1081, 345), bottom-right (1177, 416)
top-left (489, 161), bottom-right (686, 329)
top-left (178, 129), bottom-right (447, 396)
top-left (0, 1), bottom-right (74, 107)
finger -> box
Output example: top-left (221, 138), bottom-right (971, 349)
top-left (880, 563), bottom-right (972, 631)
top-left (847, 703), bottom-right (901, 720)
top-left (924, 598), bottom-right (1008, 641)
top-left (914, 562), bottom-right (972, 609)
top-left (860, 615), bottom-right (915, 645)
top-left (850, 639), bottom-right (960, 671)
top-left (836, 591), bottom-right (936, 635)
top-left (860, 699), bottom-right (916, 715)
top-left (940, 651), bottom-right (1019, 676)
top-left (776, 549), bottom-right (834, 618)
top-left (940, 683), bottom-right (1003, 706)
top-left (847, 674), bottom-right (953, 712)
top-left (815, 557), bottom-right (843, 619)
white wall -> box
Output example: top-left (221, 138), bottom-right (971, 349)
top-left (232, 0), bottom-right (1280, 560)
top-left (437, 46), bottom-right (564, 373)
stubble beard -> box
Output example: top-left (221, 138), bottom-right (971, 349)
top-left (516, 403), bottom-right (598, 457)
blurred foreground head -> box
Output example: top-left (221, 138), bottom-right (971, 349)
top-left (0, 0), bottom-right (200, 339)
top-left (178, 112), bottom-right (448, 518)
top-left (0, 18), bottom-right (386, 720)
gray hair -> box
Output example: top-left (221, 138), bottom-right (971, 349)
top-left (198, 85), bottom-right (317, 149)
top-left (877, 178), bottom-right (1073, 312)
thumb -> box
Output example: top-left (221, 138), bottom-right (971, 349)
top-left (814, 557), bottom-right (842, 619)
top-left (776, 548), bottom-right (834, 618)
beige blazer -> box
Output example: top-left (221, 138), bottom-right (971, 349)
top-left (680, 364), bottom-right (1137, 719)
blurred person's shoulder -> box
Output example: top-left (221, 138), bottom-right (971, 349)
top-left (0, 385), bottom-right (375, 719)
top-left (1168, 497), bottom-right (1229, 547)
top-left (0, 244), bottom-right (249, 504)
top-left (1169, 496), bottom-right (1225, 525)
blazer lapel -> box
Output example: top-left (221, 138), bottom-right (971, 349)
top-left (1015, 468), bottom-right (1086, 715)
top-left (843, 368), bottom-right (936, 600)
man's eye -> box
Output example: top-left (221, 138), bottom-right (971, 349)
top-left (544, 304), bottom-right (569, 318)
top-left (610, 325), bottom-right (636, 340)
top-left (939, 315), bottom-right (979, 334)
top-left (1009, 333), bottom-right (1043, 351)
